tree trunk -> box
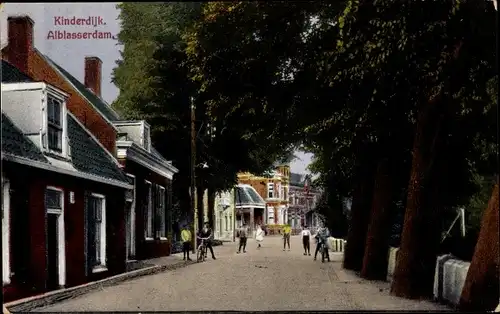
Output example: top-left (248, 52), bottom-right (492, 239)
top-left (207, 188), bottom-right (216, 230)
top-left (390, 95), bottom-right (447, 299)
top-left (459, 182), bottom-right (499, 311)
top-left (343, 156), bottom-right (376, 272)
top-left (360, 157), bottom-right (393, 280)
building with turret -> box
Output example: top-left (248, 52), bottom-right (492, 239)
top-left (237, 162), bottom-right (291, 231)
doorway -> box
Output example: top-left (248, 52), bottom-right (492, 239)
top-left (46, 213), bottom-right (59, 290)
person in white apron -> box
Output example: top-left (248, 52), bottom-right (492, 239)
top-left (255, 224), bottom-right (265, 249)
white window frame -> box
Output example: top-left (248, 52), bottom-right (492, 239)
top-left (90, 193), bottom-right (107, 273)
top-left (2, 175), bottom-right (11, 286)
top-left (267, 182), bottom-right (274, 199)
top-left (43, 91), bottom-right (68, 158)
top-left (145, 180), bottom-right (154, 240)
top-left (158, 185), bottom-right (167, 240)
top-left (45, 186), bottom-right (66, 286)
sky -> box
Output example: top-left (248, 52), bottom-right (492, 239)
top-left (1, 3), bottom-right (313, 174)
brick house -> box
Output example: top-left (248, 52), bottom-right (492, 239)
top-left (1, 60), bottom-right (132, 302)
top-left (237, 163), bottom-right (291, 231)
top-left (2, 15), bottom-right (179, 263)
top-left (288, 173), bottom-right (322, 233)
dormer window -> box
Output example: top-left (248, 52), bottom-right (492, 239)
top-left (42, 86), bottom-right (69, 159)
top-left (47, 96), bottom-right (63, 152)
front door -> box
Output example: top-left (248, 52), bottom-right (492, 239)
top-left (47, 213), bottom-right (59, 290)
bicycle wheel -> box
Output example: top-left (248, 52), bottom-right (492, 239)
top-left (197, 245), bottom-right (204, 262)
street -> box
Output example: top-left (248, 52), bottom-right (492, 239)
top-left (36, 236), bottom-right (450, 312)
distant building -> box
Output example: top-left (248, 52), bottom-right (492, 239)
top-left (214, 189), bottom-right (235, 241)
top-left (237, 163), bottom-right (291, 229)
top-left (288, 173), bottom-right (322, 232)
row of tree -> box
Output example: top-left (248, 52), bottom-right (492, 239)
top-left (112, 1), bottom-right (498, 311)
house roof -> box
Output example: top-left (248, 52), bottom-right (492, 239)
top-left (235, 184), bottom-right (266, 207)
top-left (1, 112), bottom-right (49, 163)
top-left (67, 114), bottom-right (129, 183)
top-left (42, 55), bottom-right (177, 173)
top-left (1, 61), bottom-right (130, 186)
top-left (43, 54), bottom-right (121, 122)
top-left (1, 60), bottom-right (35, 83)
top-left (2, 111), bottom-right (130, 187)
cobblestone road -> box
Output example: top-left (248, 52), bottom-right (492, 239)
top-left (36, 236), bottom-right (450, 311)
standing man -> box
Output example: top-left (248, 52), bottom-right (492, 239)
top-left (313, 224), bottom-right (331, 262)
top-left (237, 223), bottom-right (248, 253)
top-left (282, 224), bottom-right (291, 251)
top-left (181, 223), bottom-right (192, 261)
top-left (198, 222), bottom-right (216, 260)
top-left (301, 225), bottom-right (312, 256)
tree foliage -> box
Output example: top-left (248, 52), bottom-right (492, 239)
top-left (113, 3), bottom-right (295, 218)
top-left (114, 1), bottom-right (497, 306)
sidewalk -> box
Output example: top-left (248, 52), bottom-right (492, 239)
top-left (4, 252), bottom-right (196, 312)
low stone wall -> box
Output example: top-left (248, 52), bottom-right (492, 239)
top-left (386, 247), bottom-right (400, 282)
top-left (328, 237), bottom-right (347, 252)
top-left (433, 255), bottom-right (470, 307)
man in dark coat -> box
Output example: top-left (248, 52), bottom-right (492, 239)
top-left (198, 222), bottom-right (216, 260)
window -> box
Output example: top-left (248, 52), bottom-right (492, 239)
top-left (225, 214), bottom-right (228, 231)
top-left (47, 96), bottom-right (63, 152)
top-left (145, 181), bottom-right (153, 239)
top-left (45, 188), bottom-right (63, 212)
top-left (267, 182), bottom-right (274, 198)
top-left (284, 187), bottom-right (288, 201)
top-left (155, 185), bottom-right (166, 239)
top-left (87, 193), bottom-right (106, 272)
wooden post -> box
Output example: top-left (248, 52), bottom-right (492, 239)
top-left (190, 97), bottom-right (197, 254)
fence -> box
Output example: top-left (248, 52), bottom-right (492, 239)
top-left (386, 247), bottom-right (400, 281)
top-left (385, 247), bottom-right (471, 307)
top-left (433, 255), bottom-right (470, 307)
top-left (328, 237), bottom-right (347, 252)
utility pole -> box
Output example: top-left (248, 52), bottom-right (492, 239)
top-left (190, 97), bottom-right (197, 254)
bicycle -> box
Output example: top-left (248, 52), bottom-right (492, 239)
top-left (319, 240), bottom-right (329, 263)
top-left (197, 236), bottom-right (209, 262)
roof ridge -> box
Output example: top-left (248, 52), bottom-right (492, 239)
top-left (43, 53), bottom-right (123, 118)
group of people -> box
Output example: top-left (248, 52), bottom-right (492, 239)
top-left (179, 221), bottom-right (332, 262)
top-left (180, 222), bottom-right (217, 261)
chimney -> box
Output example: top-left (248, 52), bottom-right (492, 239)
top-left (7, 16), bottom-right (34, 74)
top-left (84, 56), bottom-right (102, 97)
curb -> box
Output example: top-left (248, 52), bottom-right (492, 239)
top-left (4, 259), bottom-right (196, 312)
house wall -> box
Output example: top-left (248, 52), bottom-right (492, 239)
top-left (238, 166), bottom-right (291, 226)
top-left (2, 163), bottom-right (126, 302)
top-left (214, 190), bottom-right (235, 241)
top-left (2, 17), bottom-right (117, 154)
top-left (121, 159), bottom-right (172, 260)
